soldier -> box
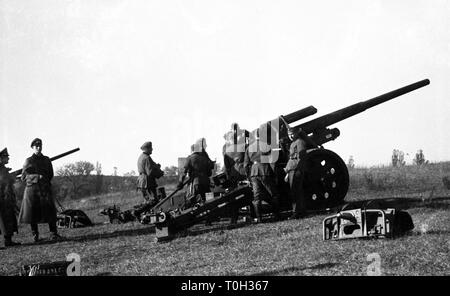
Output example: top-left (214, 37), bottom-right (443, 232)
top-left (0, 148), bottom-right (21, 247)
top-left (137, 141), bottom-right (164, 204)
top-left (177, 138), bottom-right (215, 205)
top-left (223, 123), bottom-right (247, 186)
top-left (18, 138), bottom-right (62, 242)
top-left (244, 129), bottom-right (281, 223)
top-left (284, 128), bottom-right (308, 219)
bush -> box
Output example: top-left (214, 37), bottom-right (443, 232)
top-left (349, 162), bottom-right (450, 194)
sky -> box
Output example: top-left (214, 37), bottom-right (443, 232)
top-left (1, 0), bottom-right (449, 175)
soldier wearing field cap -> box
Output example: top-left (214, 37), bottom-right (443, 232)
top-left (137, 141), bottom-right (164, 204)
top-left (18, 138), bottom-right (62, 242)
top-left (0, 148), bottom-right (21, 247)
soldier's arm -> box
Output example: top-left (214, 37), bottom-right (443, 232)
top-left (297, 138), bottom-right (308, 160)
top-left (48, 157), bottom-right (54, 181)
top-left (21, 159), bottom-right (39, 183)
top-left (177, 159), bottom-right (191, 188)
top-left (149, 158), bottom-right (163, 178)
top-left (143, 157), bottom-right (153, 176)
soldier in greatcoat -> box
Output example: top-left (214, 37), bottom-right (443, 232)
top-left (137, 141), bottom-right (164, 204)
top-left (18, 138), bottom-right (62, 242)
top-left (244, 130), bottom-right (281, 223)
top-left (0, 148), bottom-right (21, 247)
top-left (177, 138), bottom-right (215, 205)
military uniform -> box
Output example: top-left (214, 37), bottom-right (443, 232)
top-left (179, 149), bottom-right (214, 204)
top-left (285, 137), bottom-right (307, 218)
top-left (18, 138), bottom-right (60, 242)
top-left (244, 140), bottom-right (280, 222)
top-left (0, 148), bottom-right (20, 247)
top-left (223, 144), bottom-right (247, 185)
top-left (137, 142), bottom-right (163, 203)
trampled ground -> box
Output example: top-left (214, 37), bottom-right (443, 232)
top-left (1, 188), bottom-right (449, 276)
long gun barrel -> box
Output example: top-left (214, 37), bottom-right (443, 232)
top-left (11, 147), bottom-right (81, 177)
top-left (293, 79), bottom-right (430, 135)
top-left (281, 105), bottom-right (317, 124)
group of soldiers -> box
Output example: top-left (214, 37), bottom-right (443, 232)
top-left (224, 124), bottom-right (308, 222)
top-left (0, 138), bottom-right (62, 249)
top-left (136, 123), bottom-right (309, 224)
top-left (137, 138), bottom-right (215, 208)
top-left (1, 125), bottom-right (309, 248)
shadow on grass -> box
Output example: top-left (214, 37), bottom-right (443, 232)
top-left (250, 262), bottom-right (341, 276)
top-left (339, 196), bottom-right (450, 211)
top-left (172, 221), bottom-right (252, 241)
top-left (16, 224), bottom-right (156, 247)
top-left (411, 230), bottom-right (450, 236)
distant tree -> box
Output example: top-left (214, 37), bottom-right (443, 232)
top-left (123, 170), bottom-right (136, 177)
top-left (95, 161), bottom-right (103, 194)
top-left (163, 166), bottom-right (178, 177)
top-left (392, 149), bottom-right (405, 167)
top-left (398, 151), bottom-right (405, 166)
top-left (95, 161), bottom-right (102, 175)
top-left (413, 149), bottom-right (428, 166)
top-left (113, 167), bottom-right (118, 176)
top-left (347, 156), bottom-right (355, 169)
top-left (56, 161), bottom-right (95, 197)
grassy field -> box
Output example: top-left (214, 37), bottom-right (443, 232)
top-left (1, 165), bottom-right (450, 276)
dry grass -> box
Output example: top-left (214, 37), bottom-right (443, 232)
top-left (1, 164), bottom-right (450, 276)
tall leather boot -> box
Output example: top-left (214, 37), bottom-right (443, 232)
top-left (252, 200), bottom-right (262, 223)
top-left (271, 197), bottom-right (282, 221)
top-left (49, 221), bottom-right (63, 241)
top-left (4, 235), bottom-right (21, 247)
top-left (31, 224), bottom-right (40, 243)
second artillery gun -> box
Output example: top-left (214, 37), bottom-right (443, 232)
top-left (145, 79), bottom-right (430, 241)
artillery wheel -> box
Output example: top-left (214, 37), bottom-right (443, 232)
top-left (299, 148), bottom-right (349, 210)
top-left (158, 212), bottom-right (167, 223)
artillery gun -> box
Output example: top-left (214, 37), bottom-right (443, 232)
top-left (10, 148), bottom-right (81, 178)
top-left (147, 79), bottom-right (430, 241)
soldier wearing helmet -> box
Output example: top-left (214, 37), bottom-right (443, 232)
top-left (178, 138), bottom-right (215, 205)
top-left (223, 123), bottom-right (247, 186)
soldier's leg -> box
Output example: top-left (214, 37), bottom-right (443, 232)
top-left (30, 223), bottom-right (40, 242)
top-left (141, 188), bottom-right (150, 202)
top-left (2, 209), bottom-right (20, 246)
top-left (4, 234), bottom-right (21, 247)
top-left (199, 183), bottom-right (211, 203)
top-left (260, 176), bottom-right (281, 220)
top-left (3, 222), bottom-right (20, 247)
top-left (148, 186), bottom-right (159, 205)
top-left (251, 177), bottom-right (264, 223)
top-left (192, 184), bottom-right (207, 204)
top-left (289, 169), bottom-right (306, 218)
top-left (49, 216), bottom-right (64, 240)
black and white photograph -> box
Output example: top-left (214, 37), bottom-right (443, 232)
top-left (1, 0), bottom-right (449, 284)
